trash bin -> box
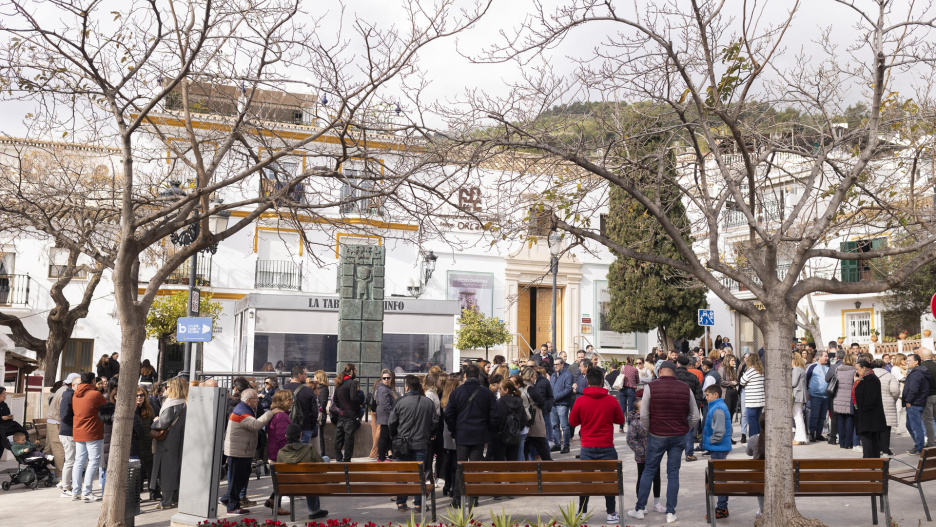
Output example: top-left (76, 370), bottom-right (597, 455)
top-left (126, 459), bottom-right (142, 527)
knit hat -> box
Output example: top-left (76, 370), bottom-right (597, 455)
top-left (285, 423), bottom-right (301, 442)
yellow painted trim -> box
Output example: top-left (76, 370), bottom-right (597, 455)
top-left (335, 233), bottom-right (382, 258)
top-left (841, 308), bottom-right (875, 337)
top-left (229, 210), bottom-right (418, 231)
top-left (139, 289), bottom-right (246, 300)
top-left (253, 226), bottom-right (304, 256)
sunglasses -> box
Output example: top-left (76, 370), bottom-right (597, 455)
top-left (136, 394), bottom-right (145, 398)
top-left (635, 362), bottom-right (643, 365)
top-left (382, 376), bottom-right (392, 380)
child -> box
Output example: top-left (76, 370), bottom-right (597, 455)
top-left (702, 385), bottom-right (733, 519)
top-left (625, 404), bottom-right (664, 513)
top-left (277, 423), bottom-right (329, 520)
top-left (11, 432), bottom-right (53, 462)
top-left (746, 411), bottom-right (767, 519)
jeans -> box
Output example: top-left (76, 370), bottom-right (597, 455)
top-left (453, 444), bottom-right (484, 502)
top-left (395, 449), bottom-right (428, 507)
top-left (334, 419), bottom-right (359, 462)
top-left (684, 429), bottom-right (695, 457)
top-left (635, 434), bottom-right (684, 514)
top-left (301, 430), bottom-right (316, 444)
top-left (709, 451), bottom-right (729, 510)
top-left (925, 395), bottom-right (936, 447)
top-left (746, 407), bottom-right (763, 437)
top-left (226, 457), bottom-right (253, 512)
top-left (739, 389), bottom-right (747, 435)
top-left (578, 447), bottom-right (618, 515)
top-left (837, 413), bottom-right (855, 448)
top-left (908, 405), bottom-right (926, 451)
top-left (543, 408), bottom-right (554, 446)
top-left (517, 433), bottom-right (528, 461)
top-left (60, 435), bottom-right (75, 490)
top-left (551, 405), bottom-right (571, 449)
top-left (619, 388), bottom-right (636, 418)
top-left (72, 439), bottom-right (102, 497)
top-left (807, 397), bottom-right (829, 437)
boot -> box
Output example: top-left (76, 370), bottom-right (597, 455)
top-left (740, 434), bottom-right (746, 444)
top-left (828, 435), bottom-right (837, 445)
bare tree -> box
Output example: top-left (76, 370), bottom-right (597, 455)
top-left (428, 1), bottom-right (936, 525)
top-left (0, 0), bottom-right (489, 524)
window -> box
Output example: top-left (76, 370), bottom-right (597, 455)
top-left (259, 160), bottom-right (306, 205)
top-left (845, 311), bottom-right (872, 342)
top-left (840, 238), bottom-right (886, 282)
top-left (340, 167), bottom-right (383, 214)
top-left (49, 247), bottom-right (88, 279)
top-left (528, 205), bottom-right (553, 237)
top-left (60, 339), bottom-right (94, 378)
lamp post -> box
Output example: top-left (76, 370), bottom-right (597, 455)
top-left (548, 232), bottom-right (562, 356)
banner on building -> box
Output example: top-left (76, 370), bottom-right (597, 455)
top-left (447, 271), bottom-right (495, 317)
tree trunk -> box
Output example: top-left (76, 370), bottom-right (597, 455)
top-left (157, 337), bottom-right (166, 383)
top-left (97, 307), bottom-right (146, 527)
top-left (757, 311), bottom-right (827, 527)
top-left (38, 338), bottom-right (64, 388)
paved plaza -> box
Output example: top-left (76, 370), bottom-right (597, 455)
top-left (1, 426), bottom-right (932, 527)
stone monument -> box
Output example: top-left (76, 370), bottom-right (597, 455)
top-left (337, 244), bottom-right (385, 378)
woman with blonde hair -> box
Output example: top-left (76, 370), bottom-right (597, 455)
top-left (791, 353), bottom-right (808, 445)
top-left (149, 377), bottom-right (188, 509)
top-left (439, 376), bottom-right (462, 497)
top-left (893, 353), bottom-right (909, 433)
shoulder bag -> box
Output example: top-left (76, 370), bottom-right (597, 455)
top-left (149, 411), bottom-right (181, 442)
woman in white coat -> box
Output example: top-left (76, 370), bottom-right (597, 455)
top-left (873, 358), bottom-right (900, 455)
top-left (791, 353), bottom-right (809, 445)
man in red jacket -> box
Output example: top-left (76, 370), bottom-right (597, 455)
top-left (569, 366), bottom-right (625, 524)
top-left (70, 372), bottom-right (107, 502)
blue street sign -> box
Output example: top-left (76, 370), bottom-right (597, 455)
top-left (698, 309), bottom-right (715, 326)
top-left (177, 317), bottom-right (214, 342)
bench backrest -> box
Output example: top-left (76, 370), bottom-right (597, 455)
top-left (271, 462), bottom-right (426, 497)
top-left (709, 459), bottom-right (889, 498)
top-left (460, 460), bottom-right (622, 497)
top-left (914, 448), bottom-right (936, 483)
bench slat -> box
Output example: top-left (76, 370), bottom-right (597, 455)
top-left (277, 473), bottom-right (423, 484)
top-left (464, 472), bottom-right (618, 483)
top-left (459, 461), bottom-right (618, 472)
top-left (463, 483), bottom-right (619, 496)
top-left (795, 482), bottom-right (883, 494)
top-left (272, 462), bottom-right (420, 473)
top-left (710, 472), bottom-right (765, 482)
top-left (794, 459), bottom-right (886, 469)
top-left (710, 483), bottom-right (764, 495)
top-left (277, 483), bottom-right (423, 495)
top-left (796, 471), bottom-right (884, 482)
top-left (709, 460), bottom-right (764, 469)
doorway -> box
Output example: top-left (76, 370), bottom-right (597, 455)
top-left (517, 285), bottom-right (563, 358)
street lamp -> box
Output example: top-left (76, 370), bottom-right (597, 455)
top-left (548, 231), bottom-right (562, 356)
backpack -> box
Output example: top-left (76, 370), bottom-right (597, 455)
top-left (289, 385), bottom-right (305, 428)
top-left (501, 410), bottom-right (523, 445)
top-left (367, 391), bottom-right (378, 413)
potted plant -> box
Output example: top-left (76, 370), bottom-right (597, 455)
top-left (800, 337), bottom-right (809, 344)
top-left (924, 329), bottom-right (932, 338)
top-left (870, 329), bottom-right (879, 343)
top-left (837, 336), bottom-right (846, 345)
top-left (899, 331), bottom-right (908, 340)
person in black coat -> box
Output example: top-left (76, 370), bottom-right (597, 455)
top-left (854, 358), bottom-right (888, 458)
top-left (109, 353), bottom-right (120, 378)
top-left (95, 354), bottom-right (111, 380)
top-left (443, 365), bottom-right (499, 507)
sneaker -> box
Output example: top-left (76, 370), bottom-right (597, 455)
top-left (46, 454), bottom-right (55, 462)
top-left (560, 447), bottom-right (570, 454)
top-left (715, 508), bottom-right (729, 519)
top-left (83, 494), bottom-right (101, 502)
top-left (653, 503), bottom-right (667, 513)
top-left (60, 489), bottom-right (73, 498)
top-left (908, 449), bottom-right (922, 456)
top-left (550, 445), bottom-right (561, 452)
top-left (666, 512), bottom-right (677, 523)
top-left (240, 498), bottom-right (255, 507)
top-left (227, 509), bottom-right (250, 516)
top-left (606, 512), bottom-right (620, 523)
top-left (72, 492), bottom-right (83, 501)
top-left (308, 509), bottom-right (329, 520)
top-left (852, 446), bottom-right (862, 452)
top-left (685, 455), bottom-right (698, 462)
top-left (626, 509), bottom-right (645, 520)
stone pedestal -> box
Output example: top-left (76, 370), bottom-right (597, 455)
top-left (337, 245), bottom-right (385, 378)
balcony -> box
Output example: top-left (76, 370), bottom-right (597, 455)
top-left (260, 177), bottom-right (307, 205)
top-left (165, 256), bottom-right (213, 286)
top-left (256, 260), bottom-right (302, 290)
top-left (0, 274), bottom-right (32, 306)
top-left (719, 263), bottom-right (794, 292)
top-left (723, 200), bottom-right (784, 229)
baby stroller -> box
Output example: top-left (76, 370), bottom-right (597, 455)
top-left (1, 432), bottom-right (55, 490)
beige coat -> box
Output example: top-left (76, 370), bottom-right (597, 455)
top-left (874, 368), bottom-right (900, 427)
top-left (223, 403), bottom-right (273, 458)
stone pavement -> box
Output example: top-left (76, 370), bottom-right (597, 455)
top-left (0, 427), bottom-right (931, 527)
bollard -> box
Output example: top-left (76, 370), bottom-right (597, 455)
top-left (125, 459), bottom-right (142, 527)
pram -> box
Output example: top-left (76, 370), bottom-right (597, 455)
top-left (1, 430), bottom-right (55, 490)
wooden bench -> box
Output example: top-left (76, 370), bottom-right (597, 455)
top-left (31, 419), bottom-right (47, 446)
top-left (706, 458), bottom-right (891, 527)
top-left (889, 446), bottom-right (936, 521)
top-left (458, 461), bottom-right (624, 516)
top-left (271, 461), bottom-right (435, 522)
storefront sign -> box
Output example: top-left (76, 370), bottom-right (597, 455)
top-left (235, 293), bottom-right (460, 316)
top-left (594, 281), bottom-right (636, 349)
top-left (447, 271), bottom-right (495, 317)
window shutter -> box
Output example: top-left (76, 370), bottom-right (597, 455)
top-left (840, 241), bottom-right (859, 282)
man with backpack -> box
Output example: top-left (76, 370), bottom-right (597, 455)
top-left (443, 365), bottom-right (498, 509)
top-left (389, 375), bottom-right (438, 513)
top-left (283, 367), bottom-right (318, 444)
top-left (569, 366), bottom-right (626, 524)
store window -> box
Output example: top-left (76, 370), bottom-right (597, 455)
top-left (60, 339), bottom-right (94, 378)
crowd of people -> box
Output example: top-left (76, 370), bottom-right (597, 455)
top-left (8, 336), bottom-right (936, 525)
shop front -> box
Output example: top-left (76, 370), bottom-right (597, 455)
top-left (233, 293), bottom-right (460, 373)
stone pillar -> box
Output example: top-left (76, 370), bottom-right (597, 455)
top-left (337, 245), bottom-right (385, 378)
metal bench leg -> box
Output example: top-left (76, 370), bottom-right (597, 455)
top-left (884, 494), bottom-right (892, 527)
top-left (920, 484), bottom-right (933, 522)
top-left (290, 493), bottom-right (295, 523)
top-left (273, 492), bottom-right (278, 523)
top-left (871, 496), bottom-right (878, 525)
top-left (705, 489), bottom-right (713, 525)
top-left (431, 483), bottom-right (437, 522)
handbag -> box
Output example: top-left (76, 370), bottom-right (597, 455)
top-left (826, 374), bottom-right (839, 398)
top-left (149, 412), bottom-right (181, 442)
top-left (612, 372), bottom-right (626, 391)
top-left (391, 436), bottom-right (411, 456)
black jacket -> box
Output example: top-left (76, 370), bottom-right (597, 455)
top-left (334, 377), bottom-right (362, 420)
top-left (59, 388), bottom-right (75, 437)
top-left (531, 375), bottom-right (554, 414)
top-left (533, 352), bottom-right (555, 376)
top-left (675, 367), bottom-right (704, 405)
top-left (904, 366), bottom-right (934, 407)
top-left (109, 360), bottom-right (120, 379)
top-left (96, 363), bottom-right (110, 379)
top-left (854, 372), bottom-right (888, 434)
top-left (389, 391), bottom-right (439, 451)
top-left (99, 402), bottom-right (143, 467)
top-left (923, 360), bottom-right (936, 396)
top-left (443, 378), bottom-right (499, 446)
top-left (283, 381), bottom-right (318, 431)
top-left (495, 395), bottom-right (526, 435)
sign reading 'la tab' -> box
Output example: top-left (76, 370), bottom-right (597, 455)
top-left (307, 296), bottom-right (406, 311)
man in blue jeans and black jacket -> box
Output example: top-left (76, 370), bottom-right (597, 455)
top-left (904, 352), bottom-right (934, 455)
top-left (550, 358), bottom-right (574, 453)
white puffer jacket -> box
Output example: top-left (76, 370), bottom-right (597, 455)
top-left (874, 368), bottom-right (900, 427)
